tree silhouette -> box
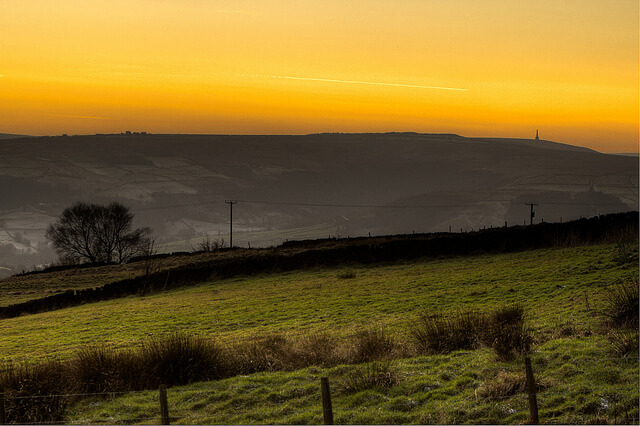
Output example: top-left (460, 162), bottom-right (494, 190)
top-left (46, 202), bottom-right (150, 264)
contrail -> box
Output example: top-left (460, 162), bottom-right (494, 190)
top-left (47, 114), bottom-right (112, 120)
top-left (258, 74), bottom-right (468, 92)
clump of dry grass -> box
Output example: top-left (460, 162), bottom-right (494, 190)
top-left (0, 361), bottom-right (69, 424)
top-left (340, 361), bottom-right (400, 394)
top-left (410, 311), bottom-right (483, 354)
top-left (476, 371), bottom-right (527, 401)
top-left (477, 369), bottom-right (552, 401)
top-left (350, 327), bottom-right (399, 363)
top-left (410, 305), bottom-right (532, 361)
top-left (599, 279), bottom-right (639, 329)
top-left (608, 329), bottom-right (639, 358)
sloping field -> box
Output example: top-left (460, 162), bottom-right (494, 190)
top-left (1, 244), bottom-right (636, 361)
top-left (1, 243), bottom-right (637, 424)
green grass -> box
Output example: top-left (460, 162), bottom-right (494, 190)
top-left (66, 343), bottom-right (638, 425)
top-left (1, 243), bottom-right (638, 423)
top-left (0, 244), bottom-right (635, 362)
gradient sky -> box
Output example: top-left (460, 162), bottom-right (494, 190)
top-left (1, 0), bottom-right (638, 152)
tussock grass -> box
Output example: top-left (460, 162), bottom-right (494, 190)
top-left (337, 270), bottom-right (357, 279)
top-left (476, 370), bottom-right (527, 401)
top-left (411, 311), bottom-right (483, 354)
top-left (70, 345), bottom-right (140, 393)
top-left (599, 279), bottom-right (639, 328)
top-left (1, 334), bottom-right (227, 424)
top-left (141, 333), bottom-right (226, 387)
top-left (484, 305), bottom-right (532, 361)
top-left (0, 361), bottom-right (69, 424)
top-left (477, 369), bottom-right (553, 402)
top-left (350, 327), bottom-right (400, 363)
top-left (608, 329), bottom-right (639, 358)
top-left (339, 361), bottom-right (400, 394)
top-left (410, 305), bottom-right (531, 360)
top-left (233, 334), bottom-right (294, 373)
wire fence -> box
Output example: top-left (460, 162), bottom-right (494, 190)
top-left (1, 356), bottom-right (638, 425)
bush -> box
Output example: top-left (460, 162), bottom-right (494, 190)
top-left (340, 361), bottom-right (400, 394)
top-left (599, 279), bottom-right (639, 328)
top-left (0, 361), bottom-right (69, 424)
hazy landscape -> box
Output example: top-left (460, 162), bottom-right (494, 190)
top-left (0, 132), bottom-right (636, 276)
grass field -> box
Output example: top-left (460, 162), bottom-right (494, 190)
top-left (1, 242), bottom-right (638, 424)
top-left (1, 244), bottom-right (636, 360)
top-left (66, 343), bottom-right (638, 425)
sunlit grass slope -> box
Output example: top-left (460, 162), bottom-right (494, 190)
top-left (1, 243), bottom-right (635, 363)
top-left (67, 342), bottom-right (638, 425)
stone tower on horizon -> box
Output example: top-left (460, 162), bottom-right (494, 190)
top-left (535, 129), bottom-right (539, 140)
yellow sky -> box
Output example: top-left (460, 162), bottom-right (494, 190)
top-left (0, 0), bottom-right (638, 152)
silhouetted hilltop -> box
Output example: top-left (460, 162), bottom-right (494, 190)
top-left (0, 132), bottom-right (636, 275)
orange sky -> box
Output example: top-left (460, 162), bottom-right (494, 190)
top-left (0, 0), bottom-right (638, 152)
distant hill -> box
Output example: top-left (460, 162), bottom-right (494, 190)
top-left (0, 133), bottom-right (31, 140)
top-left (0, 132), bottom-right (637, 276)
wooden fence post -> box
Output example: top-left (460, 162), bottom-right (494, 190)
top-left (0, 388), bottom-right (6, 424)
top-left (159, 384), bottom-right (170, 425)
top-left (525, 357), bottom-right (539, 424)
top-left (321, 377), bottom-right (334, 425)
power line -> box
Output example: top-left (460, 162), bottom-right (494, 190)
top-left (131, 198), bottom-right (638, 211)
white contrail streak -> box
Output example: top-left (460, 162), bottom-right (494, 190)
top-left (259, 74), bottom-right (468, 92)
top-left (47, 114), bottom-right (112, 120)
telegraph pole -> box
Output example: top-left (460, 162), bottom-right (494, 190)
top-left (225, 200), bottom-right (237, 248)
top-left (525, 203), bottom-right (538, 225)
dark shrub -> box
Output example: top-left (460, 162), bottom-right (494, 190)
top-left (0, 361), bottom-right (69, 424)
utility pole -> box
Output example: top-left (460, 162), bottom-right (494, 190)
top-left (225, 200), bottom-right (237, 248)
top-left (525, 203), bottom-right (538, 225)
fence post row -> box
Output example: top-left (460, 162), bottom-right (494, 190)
top-left (159, 384), bottom-right (170, 425)
top-left (321, 377), bottom-right (334, 425)
top-left (525, 357), bottom-right (540, 424)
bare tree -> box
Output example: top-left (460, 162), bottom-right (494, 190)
top-left (46, 202), bottom-right (150, 264)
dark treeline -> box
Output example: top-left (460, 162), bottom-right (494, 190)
top-left (1, 211), bottom-right (637, 319)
